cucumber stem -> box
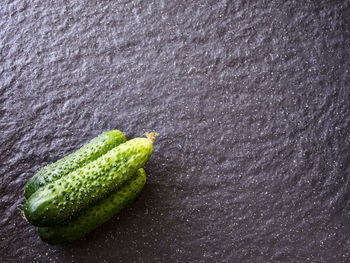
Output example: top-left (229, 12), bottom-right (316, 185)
top-left (145, 132), bottom-right (159, 143)
top-left (17, 204), bottom-right (28, 222)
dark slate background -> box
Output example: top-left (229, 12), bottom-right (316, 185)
top-left (1, 0), bottom-right (350, 262)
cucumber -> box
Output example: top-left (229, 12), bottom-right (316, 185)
top-left (38, 168), bottom-right (146, 244)
top-left (24, 136), bottom-right (155, 227)
top-left (24, 130), bottom-right (126, 199)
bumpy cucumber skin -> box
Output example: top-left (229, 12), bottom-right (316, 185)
top-left (24, 138), bottom-right (153, 227)
top-left (24, 130), bottom-right (126, 199)
top-left (38, 168), bottom-right (146, 244)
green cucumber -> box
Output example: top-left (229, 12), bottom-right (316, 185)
top-left (24, 136), bottom-right (154, 227)
top-left (38, 168), bottom-right (146, 244)
top-left (24, 130), bottom-right (126, 199)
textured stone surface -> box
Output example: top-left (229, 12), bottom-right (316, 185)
top-left (1, 0), bottom-right (350, 262)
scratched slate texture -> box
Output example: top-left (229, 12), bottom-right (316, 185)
top-left (1, 0), bottom-right (350, 262)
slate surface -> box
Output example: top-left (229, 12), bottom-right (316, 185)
top-left (1, 0), bottom-right (350, 262)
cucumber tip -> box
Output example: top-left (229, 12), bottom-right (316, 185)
top-left (145, 132), bottom-right (159, 143)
